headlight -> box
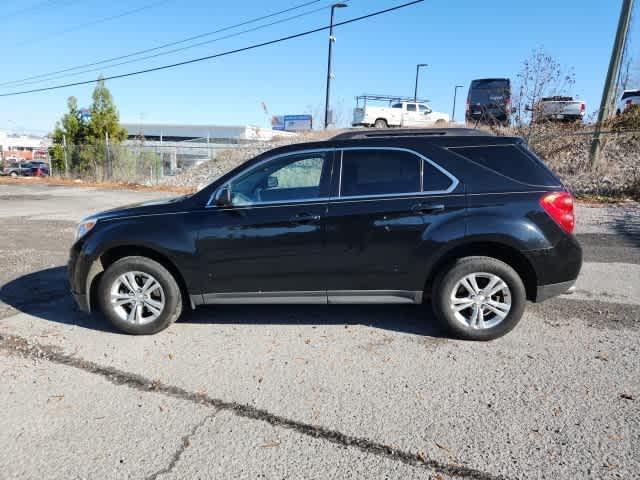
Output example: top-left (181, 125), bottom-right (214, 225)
top-left (75, 219), bottom-right (97, 240)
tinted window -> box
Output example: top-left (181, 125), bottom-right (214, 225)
top-left (340, 150), bottom-right (420, 197)
top-left (391, 103), bottom-right (402, 108)
top-left (468, 79), bottom-right (511, 106)
top-left (470, 79), bottom-right (510, 89)
top-left (230, 153), bottom-right (327, 205)
top-left (450, 145), bottom-right (560, 186)
top-left (406, 104), bottom-right (417, 112)
top-left (418, 104), bottom-right (430, 113)
top-left (423, 161), bottom-right (453, 192)
top-left (621, 90), bottom-right (640, 100)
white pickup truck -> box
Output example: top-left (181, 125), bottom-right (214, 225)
top-left (617, 89), bottom-right (640, 114)
top-left (532, 96), bottom-right (586, 123)
top-left (353, 100), bottom-right (450, 128)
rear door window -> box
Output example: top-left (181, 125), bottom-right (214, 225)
top-left (449, 144), bottom-right (560, 186)
top-left (621, 90), bottom-right (640, 100)
top-left (406, 104), bottom-right (417, 112)
top-left (340, 150), bottom-right (420, 197)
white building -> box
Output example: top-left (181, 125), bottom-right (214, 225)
top-left (0, 130), bottom-right (52, 161)
top-left (121, 123), bottom-right (295, 172)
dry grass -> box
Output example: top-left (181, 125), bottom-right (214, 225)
top-left (0, 175), bottom-right (196, 194)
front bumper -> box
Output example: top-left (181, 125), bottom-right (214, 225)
top-left (68, 240), bottom-right (97, 313)
top-left (71, 290), bottom-right (90, 312)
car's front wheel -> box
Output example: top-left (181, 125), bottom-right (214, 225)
top-left (97, 256), bottom-right (183, 334)
top-left (432, 256), bottom-right (526, 340)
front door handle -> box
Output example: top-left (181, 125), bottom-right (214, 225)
top-left (411, 203), bottom-right (445, 214)
top-left (289, 213), bottom-right (321, 224)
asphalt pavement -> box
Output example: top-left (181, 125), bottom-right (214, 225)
top-left (0, 182), bottom-right (638, 480)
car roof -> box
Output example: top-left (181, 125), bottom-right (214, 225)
top-left (258, 130), bottom-right (522, 158)
top-left (331, 128), bottom-right (489, 140)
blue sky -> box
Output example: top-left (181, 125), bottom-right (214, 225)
top-left (0, 0), bottom-right (636, 134)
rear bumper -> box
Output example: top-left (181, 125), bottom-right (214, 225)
top-left (535, 280), bottom-right (576, 302)
top-left (526, 234), bottom-right (582, 302)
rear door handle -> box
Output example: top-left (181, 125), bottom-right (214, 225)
top-left (411, 203), bottom-right (445, 214)
top-left (289, 213), bottom-right (321, 224)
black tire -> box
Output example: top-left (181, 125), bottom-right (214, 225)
top-left (10, 171), bottom-right (18, 178)
top-left (97, 256), bottom-right (183, 335)
top-left (374, 118), bottom-right (388, 129)
top-left (431, 256), bottom-right (526, 341)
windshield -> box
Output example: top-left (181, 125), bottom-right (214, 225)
top-left (469, 80), bottom-right (511, 106)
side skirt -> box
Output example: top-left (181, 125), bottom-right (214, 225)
top-left (197, 290), bottom-right (423, 305)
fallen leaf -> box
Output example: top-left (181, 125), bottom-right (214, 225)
top-left (259, 441), bottom-right (281, 448)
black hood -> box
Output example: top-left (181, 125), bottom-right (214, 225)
top-left (86, 195), bottom-right (191, 222)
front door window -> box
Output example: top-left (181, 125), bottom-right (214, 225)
top-left (229, 153), bottom-right (328, 206)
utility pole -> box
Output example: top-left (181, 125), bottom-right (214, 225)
top-left (414, 64), bottom-right (428, 101)
top-left (589, 0), bottom-right (635, 168)
top-left (324, 3), bottom-right (347, 129)
top-left (452, 85), bottom-right (464, 123)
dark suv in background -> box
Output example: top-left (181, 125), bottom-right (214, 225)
top-left (68, 129), bottom-right (581, 340)
top-left (466, 78), bottom-right (513, 126)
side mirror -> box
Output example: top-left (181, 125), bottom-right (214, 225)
top-left (267, 175), bottom-right (278, 188)
top-left (215, 186), bottom-right (232, 208)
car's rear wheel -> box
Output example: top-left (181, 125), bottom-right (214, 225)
top-left (10, 172), bottom-right (18, 177)
top-left (374, 118), bottom-right (388, 128)
top-left (432, 256), bottom-right (526, 340)
top-left (97, 256), bottom-right (182, 334)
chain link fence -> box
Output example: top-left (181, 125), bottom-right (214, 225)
top-left (51, 142), bottom-right (238, 184)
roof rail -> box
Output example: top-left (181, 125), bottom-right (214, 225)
top-left (331, 128), bottom-right (494, 140)
top-left (355, 94), bottom-right (430, 104)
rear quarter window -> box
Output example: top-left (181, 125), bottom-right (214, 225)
top-left (449, 144), bottom-right (560, 187)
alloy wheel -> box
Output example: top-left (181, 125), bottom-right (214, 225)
top-left (109, 271), bottom-right (165, 325)
top-left (449, 272), bottom-right (512, 329)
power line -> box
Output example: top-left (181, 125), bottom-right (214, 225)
top-left (0, 0), bottom-right (423, 97)
top-left (3, 1), bottom-right (334, 89)
top-left (11, 4), bottom-right (338, 88)
top-left (15, 0), bottom-right (173, 47)
top-left (2, 0), bottom-right (78, 21)
top-left (0, 0), bottom-right (322, 87)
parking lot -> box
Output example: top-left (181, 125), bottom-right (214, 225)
top-left (0, 182), bottom-right (639, 479)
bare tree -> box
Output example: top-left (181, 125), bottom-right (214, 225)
top-left (513, 48), bottom-right (576, 131)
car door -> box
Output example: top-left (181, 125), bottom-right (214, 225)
top-left (324, 147), bottom-right (464, 303)
top-left (416, 104), bottom-right (434, 126)
top-left (195, 149), bottom-right (335, 302)
top-left (401, 103), bottom-right (420, 127)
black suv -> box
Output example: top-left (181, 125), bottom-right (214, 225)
top-left (68, 129), bottom-right (581, 340)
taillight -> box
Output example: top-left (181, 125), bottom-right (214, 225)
top-left (540, 191), bottom-right (575, 234)
top-left (580, 103), bottom-right (585, 112)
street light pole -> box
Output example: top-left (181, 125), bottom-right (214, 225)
top-left (452, 85), bottom-right (464, 123)
top-left (324, 3), bottom-right (347, 129)
top-left (414, 63), bottom-right (428, 101)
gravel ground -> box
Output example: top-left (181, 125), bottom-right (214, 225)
top-left (0, 183), bottom-right (639, 480)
